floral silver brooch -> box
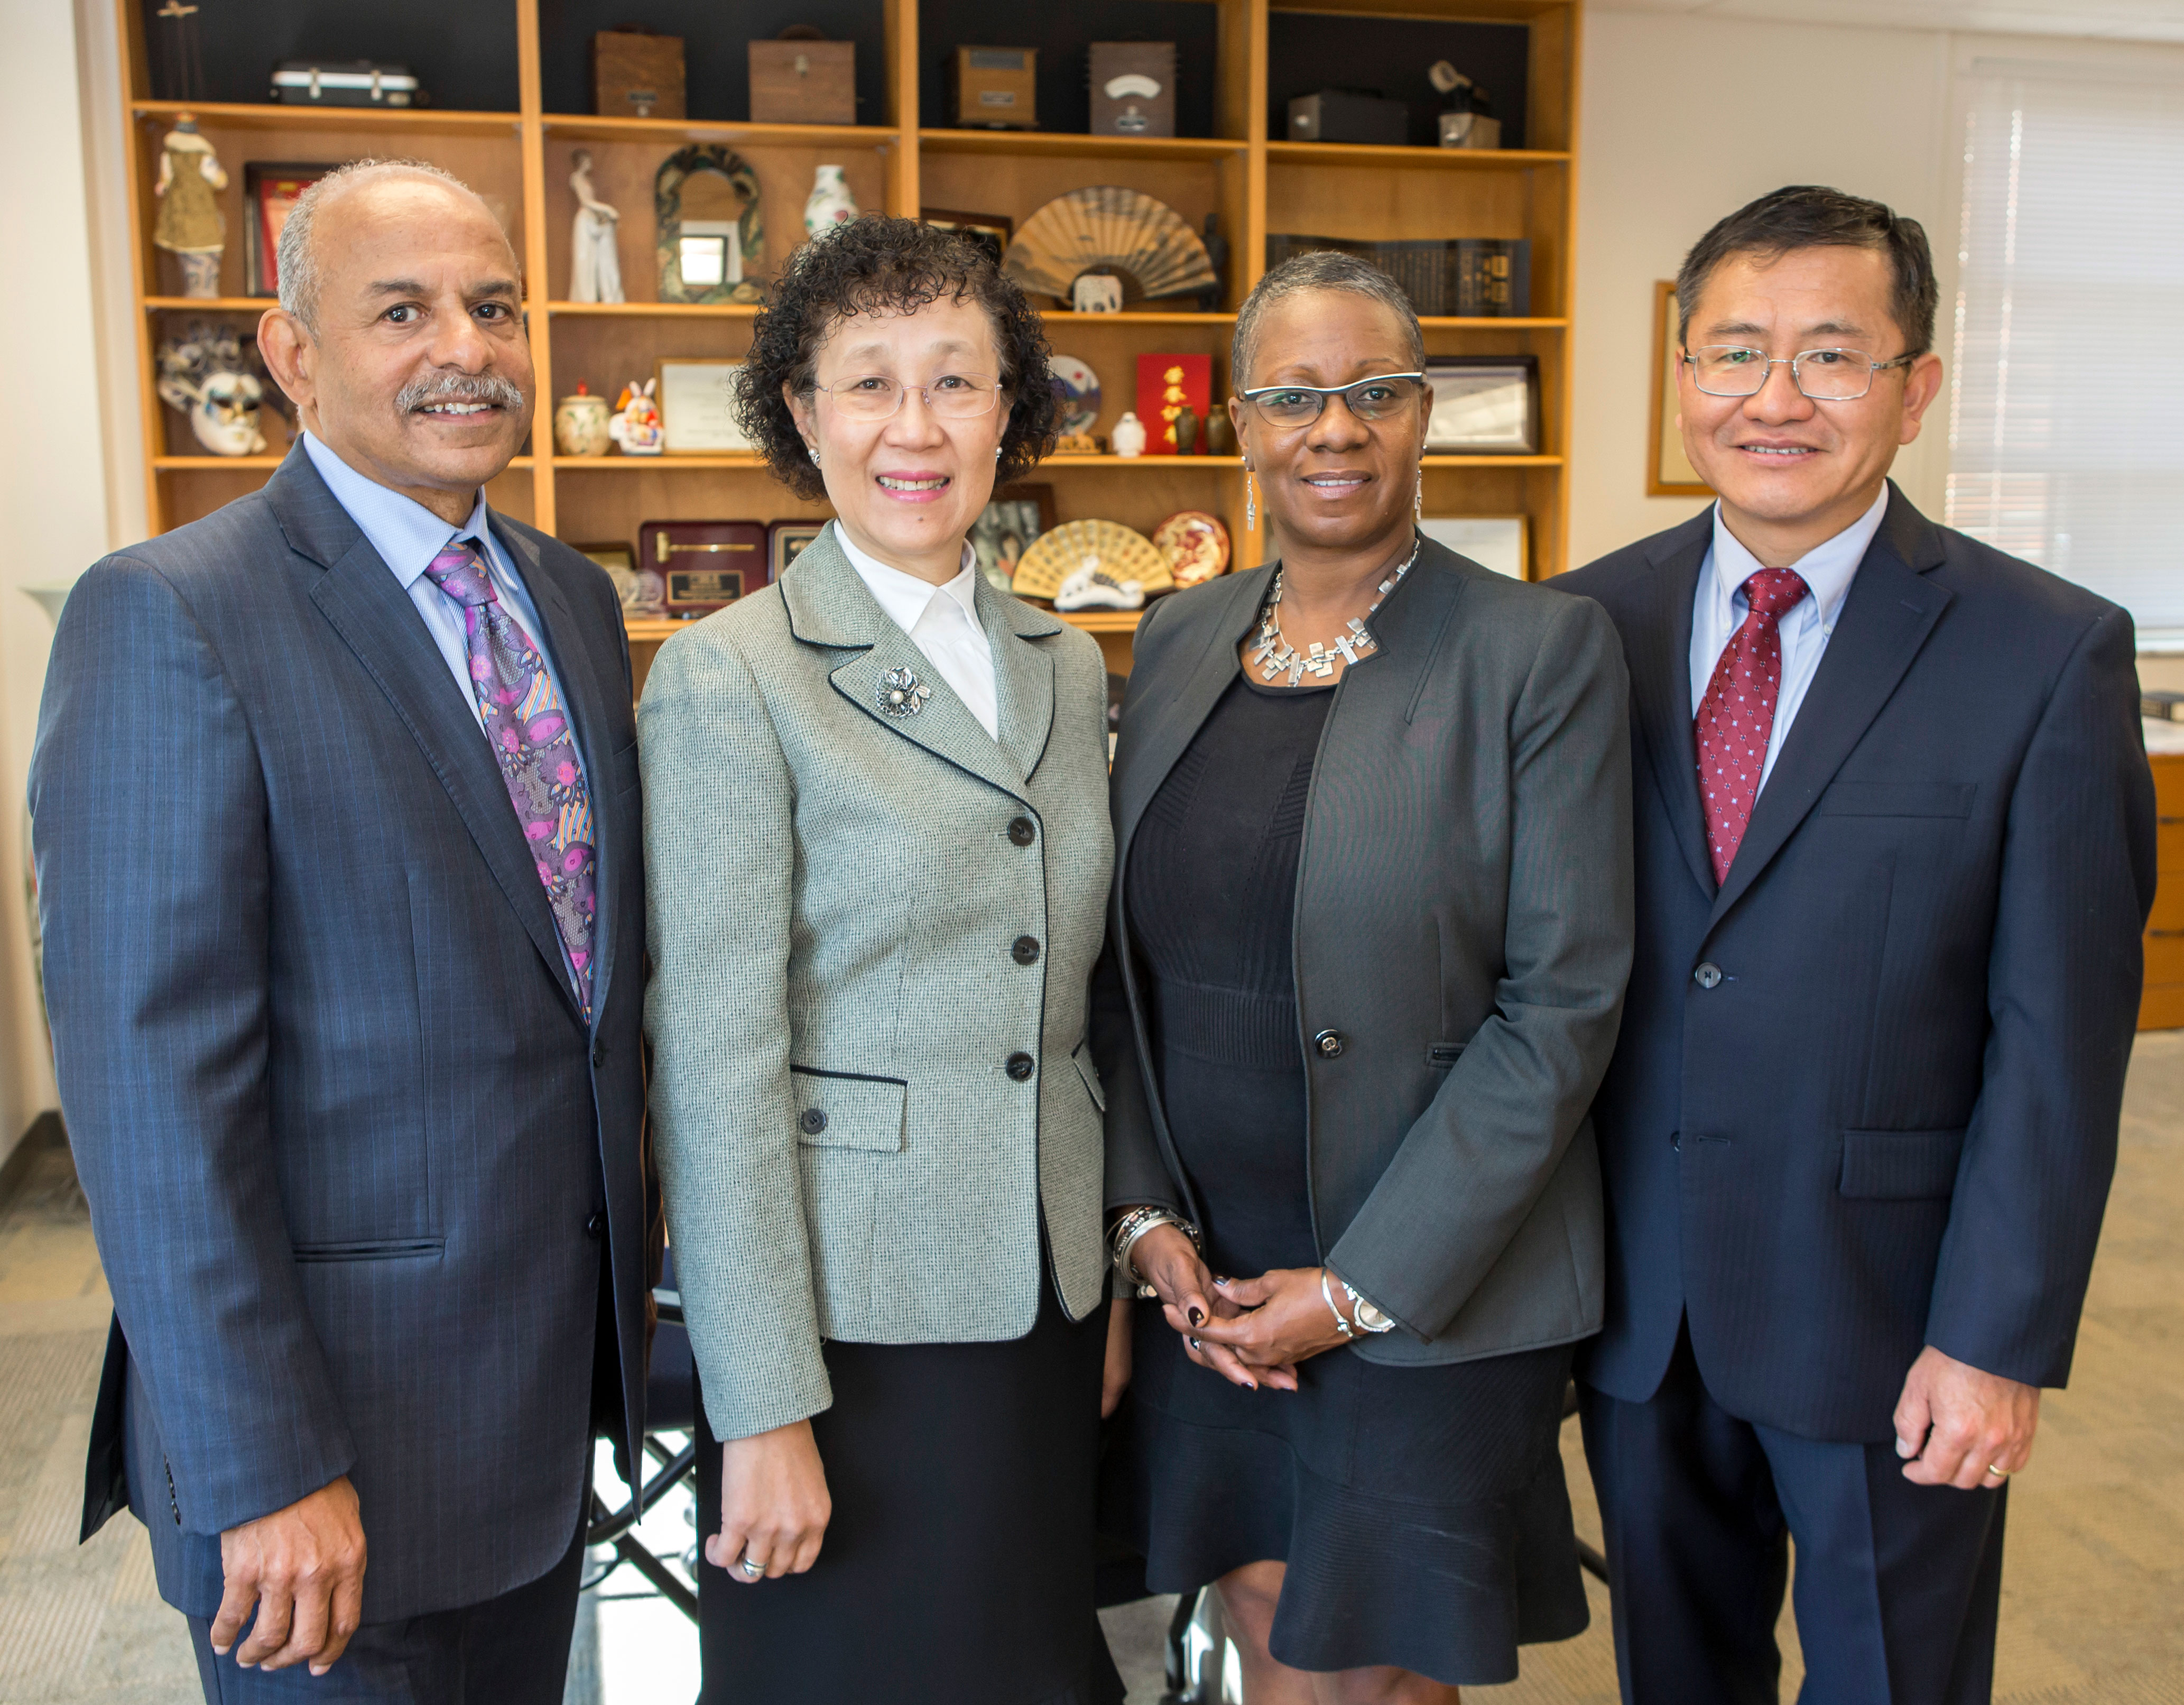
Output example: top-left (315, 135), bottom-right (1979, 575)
top-left (877, 666), bottom-right (930, 717)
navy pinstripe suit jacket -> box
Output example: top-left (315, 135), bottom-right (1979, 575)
top-left (30, 445), bottom-right (648, 1620)
top-left (1559, 484), bottom-right (2154, 1440)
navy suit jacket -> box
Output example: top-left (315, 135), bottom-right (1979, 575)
top-left (1559, 485), bottom-right (2153, 1441)
top-left (30, 445), bottom-right (648, 1620)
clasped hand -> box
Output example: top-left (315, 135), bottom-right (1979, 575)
top-left (1130, 1224), bottom-right (1356, 1392)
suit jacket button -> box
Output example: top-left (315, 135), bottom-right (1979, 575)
top-left (1313, 1029), bottom-right (1345, 1058)
top-left (800, 1108), bottom-right (828, 1135)
top-left (585, 1211), bottom-right (605, 1239)
top-left (592, 1042), bottom-right (607, 1068)
top-left (1006, 1052), bottom-right (1036, 1082)
top-left (1008, 817), bottom-right (1037, 846)
top-left (1693, 962), bottom-right (1723, 990)
top-left (1012, 935), bottom-right (1041, 965)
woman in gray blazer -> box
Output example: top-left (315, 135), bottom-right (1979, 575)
top-left (639, 218), bottom-right (1121, 1705)
top-left (1095, 253), bottom-right (1634, 1699)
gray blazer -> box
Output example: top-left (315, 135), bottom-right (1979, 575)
top-left (640, 528), bottom-right (1116, 1442)
top-left (30, 446), bottom-right (649, 1622)
top-left (1093, 540), bottom-right (1634, 1363)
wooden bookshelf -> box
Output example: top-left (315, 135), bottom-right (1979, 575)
top-left (116, 0), bottom-right (1580, 679)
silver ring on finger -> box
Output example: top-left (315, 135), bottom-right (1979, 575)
top-left (738, 1553), bottom-right (766, 1577)
top-left (1189, 1336), bottom-right (1202, 1351)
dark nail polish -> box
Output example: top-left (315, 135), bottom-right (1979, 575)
top-left (1188, 1306), bottom-right (1204, 1325)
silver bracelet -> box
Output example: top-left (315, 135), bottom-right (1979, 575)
top-left (1319, 1268), bottom-right (1357, 1340)
top-left (1109, 1206), bottom-right (1200, 1297)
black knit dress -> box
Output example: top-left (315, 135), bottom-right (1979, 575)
top-left (1104, 668), bottom-right (1588, 1686)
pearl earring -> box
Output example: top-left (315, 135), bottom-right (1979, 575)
top-left (1245, 470), bottom-right (1256, 531)
top-left (808, 444), bottom-right (821, 468)
top-left (994, 445), bottom-right (1002, 460)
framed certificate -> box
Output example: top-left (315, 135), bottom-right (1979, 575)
top-left (1423, 357), bottom-right (1539, 454)
top-left (655, 358), bottom-right (754, 455)
top-left (1419, 515), bottom-right (1528, 579)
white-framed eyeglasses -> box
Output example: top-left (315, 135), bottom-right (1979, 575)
top-left (1237, 372), bottom-right (1428, 428)
top-left (1683, 345), bottom-right (1918, 402)
top-left (811, 373), bottom-right (1002, 420)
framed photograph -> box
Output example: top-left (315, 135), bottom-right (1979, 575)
top-left (243, 162), bottom-right (339, 296)
top-left (770, 520), bottom-right (826, 578)
top-left (1419, 515), bottom-right (1527, 580)
top-left (655, 358), bottom-right (754, 454)
top-left (921, 207), bottom-right (1014, 268)
top-left (1424, 357), bottom-right (1538, 454)
top-left (969, 483), bottom-right (1055, 590)
top-left (1650, 280), bottom-right (1712, 496)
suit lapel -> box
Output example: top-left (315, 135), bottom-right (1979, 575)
top-left (267, 449), bottom-right (578, 1018)
top-left (782, 530), bottom-right (1035, 805)
top-left (977, 574), bottom-right (1059, 785)
top-left (1707, 489), bottom-right (1952, 928)
top-left (495, 517), bottom-right (621, 1024)
top-left (1114, 569), bottom-right (1265, 853)
top-left (1628, 519), bottom-right (1717, 901)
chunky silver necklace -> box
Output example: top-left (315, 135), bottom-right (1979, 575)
top-left (1251, 533), bottom-right (1422, 686)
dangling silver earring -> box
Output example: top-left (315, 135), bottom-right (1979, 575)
top-left (1415, 467), bottom-right (1424, 520)
top-left (1245, 470), bottom-right (1256, 530)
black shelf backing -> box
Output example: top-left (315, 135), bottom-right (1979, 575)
top-left (1266, 14), bottom-right (1527, 152)
top-left (917, 0), bottom-right (1220, 140)
top-left (143, 0), bottom-right (520, 111)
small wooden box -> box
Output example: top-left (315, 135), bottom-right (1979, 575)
top-left (641, 520), bottom-right (769, 618)
top-left (950, 47), bottom-right (1037, 130)
top-left (1089, 43), bottom-right (1175, 138)
top-left (749, 41), bottom-right (856, 126)
top-left (593, 31), bottom-right (685, 121)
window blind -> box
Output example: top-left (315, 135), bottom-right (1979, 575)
top-left (1948, 64), bottom-right (2184, 645)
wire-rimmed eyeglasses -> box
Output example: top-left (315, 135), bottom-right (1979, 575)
top-left (1683, 346), bottom-right (1919, 402)
top-left (811, 373), bottom-right (1002, 420)
top-left (1237, 373), bottom-right (1428, 428)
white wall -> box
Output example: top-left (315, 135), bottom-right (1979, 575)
top-left (0, 0), bottom-right (139, 1157)
top-left (1569, 10), bottom-right (1957, 569)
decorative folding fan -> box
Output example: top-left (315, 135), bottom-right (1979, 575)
top-left (1004, 188), bottom-right (1217, 303)
top-left (1010, 519), bottom-right (1174, 601)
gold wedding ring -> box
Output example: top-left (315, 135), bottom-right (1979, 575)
top-left (1985, 1464), bottom-right (2011, 1480)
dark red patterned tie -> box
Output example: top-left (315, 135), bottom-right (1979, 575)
top-left (1695, 567), bottom-right (1810, 884)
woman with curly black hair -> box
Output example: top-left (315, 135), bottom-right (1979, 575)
top-left (638, 215), bottom-right (1124, 1704)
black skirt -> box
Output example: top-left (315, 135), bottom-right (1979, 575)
top-left (1105, 1305), bottom-right (1589, 1686)
top-left (694, 1274), bottom-right (1124, 1705)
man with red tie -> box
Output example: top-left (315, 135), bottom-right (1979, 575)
top-left (1559, 186), bottom-right (2154, 1703)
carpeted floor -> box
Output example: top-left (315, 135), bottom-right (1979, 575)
top-left (5, 1035), bottom-right (2182, 1703)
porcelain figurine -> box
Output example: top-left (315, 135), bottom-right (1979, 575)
top-left (153, 115), bottom-right (228, 298)
top-left (803, 164), bottom-right (858, 238)
top-left (1110, 410), bottom-right (1147, 457)
top-left (1071, 273), bottom-right (1124, 314)
top-left (1053, 560), bottom-right (1144, 612)
top-left (608, 379), bottom-right (663, 455)
top-left (554, 381), bottom-right (612, 455)
top-left (568, 150), bottom-right (625, 305)
top-left (156, 319), bottom-right (268, 455)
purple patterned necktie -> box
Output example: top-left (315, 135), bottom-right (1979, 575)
top-left (425, 539), bottom-right (597, 1020)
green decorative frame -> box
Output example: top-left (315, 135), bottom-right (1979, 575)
top-left (655, 145), bottom-right (766, 305)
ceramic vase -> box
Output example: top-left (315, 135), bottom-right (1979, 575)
top-left (554, 384), bottom-right (612, 456)
top-left (1110, 411), bottom-right (1147, 457)
top-left (804, 165), bottom-right (858, 237)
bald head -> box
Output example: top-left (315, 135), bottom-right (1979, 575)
top-left (277, 160), bottom-right (516, 336)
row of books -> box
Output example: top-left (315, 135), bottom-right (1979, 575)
top-left (1263, 235), bottom-right (1532, 318)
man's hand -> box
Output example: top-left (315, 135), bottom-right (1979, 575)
top-left (710, 1418), bottom-right (830, 1583)
top-left (1893, 1345), bottom-right (2041, 1490)
top-left (1102, 1297), bottom-right (1133, 1418)
top-left (212, 1475), bottom-right (366, 1674)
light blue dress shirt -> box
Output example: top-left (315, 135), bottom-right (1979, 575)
top-left (302, 432), bottom-right (599, 1006)
top-left (1688, 486), bottom-right (1890, 794)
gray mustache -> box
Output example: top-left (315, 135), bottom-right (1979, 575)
top-left (396, 372), bottom-right (526, 413)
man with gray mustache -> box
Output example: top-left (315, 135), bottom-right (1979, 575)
top-left (30, 158), bottom-right (649, 1702)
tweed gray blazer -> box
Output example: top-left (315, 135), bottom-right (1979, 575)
top-left (1093, 539), bottom-right (1634, 1364)
top-left (640, 528), bottom-right (1116, 1441)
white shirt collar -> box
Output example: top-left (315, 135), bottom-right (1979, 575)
top-left (301, 430), bottom-right (494, 589)
top-left (830, 521), bottom-right (983, 640)
top-left (1707, 485), bottom-right (1890, 632)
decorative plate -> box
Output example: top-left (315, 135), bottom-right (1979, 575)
top-left (1152, 511), bottom-right (1232, 587)
top-left (1048, 354), bottom-right (1102, 437)
top-left (1010, 519), bottom-right (1174, 602)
